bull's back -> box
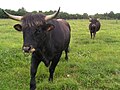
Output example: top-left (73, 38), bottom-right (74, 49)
top-left (49, 19), bottom-right (70, 51)
top-left (96, 22), bottom-right (101, 31)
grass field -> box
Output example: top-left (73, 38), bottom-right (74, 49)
top-left (0, 19), bottom-right (120, 90)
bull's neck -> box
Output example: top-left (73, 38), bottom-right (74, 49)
top-left (38, 31), bottom-right (53, 52)
top-left (37, 31), bottom-right (54, 61)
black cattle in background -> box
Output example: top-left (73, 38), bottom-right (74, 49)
top-left (89, 18), bottom-right (101, 39)
top-left (3, 7), bottom-right (71, 90)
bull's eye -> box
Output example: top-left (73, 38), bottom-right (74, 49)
top-left (35, 28), bottom-right (42, 35)
top-left (37, 30), bottom-right (41, 34)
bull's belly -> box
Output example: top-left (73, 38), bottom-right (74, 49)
top-left (90, 29), bottom-right (96, 33)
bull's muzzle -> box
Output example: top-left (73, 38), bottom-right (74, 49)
top-left (23, 46), bottom-right (35, 53)
top-left (92, 24), bottom-right (96, 27)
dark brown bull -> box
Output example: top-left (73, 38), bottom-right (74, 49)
top-left (3, 8), bottom-right (71, 90)
top-left (89, 18), bottom-right (101, 39)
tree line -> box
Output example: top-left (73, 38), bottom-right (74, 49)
top-left (0, 7), bottom-right (120, 19)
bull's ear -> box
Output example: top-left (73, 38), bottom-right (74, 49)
top-left (89, 18), bottom-right (92, 22)
top-left (14, 24), bottom-right (22, 31)
top-left (44, 24), bottom-right (55, 31)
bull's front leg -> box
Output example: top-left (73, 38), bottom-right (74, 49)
top-left (90, 32), bottom-right (92, 39)
top-left (49, 52), bottom-right (62, 81)
top-left (30, 53), bottom-right (41, 90)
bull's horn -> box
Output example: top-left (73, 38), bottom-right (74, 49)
top-left (45, 7), bottom-right (60, 21)
top-left (89, 18), bottom-right (92, 21)
top-left (2, 10), bottom-right (23, 21)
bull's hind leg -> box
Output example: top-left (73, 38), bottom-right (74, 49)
top-left (93, 32), bottom-right (96, 39)
top-left (49, 52), bottom-right (62, 81)
top-left (65, 46), bottom-right (69, 60)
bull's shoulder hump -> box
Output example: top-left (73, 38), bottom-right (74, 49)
top-left (56, 19), bottom-right (63, 21)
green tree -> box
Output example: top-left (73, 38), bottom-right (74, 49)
top-left (108, 11), bottom-right (115, 19)
top-left (17, 7), bottom-right (27, 15)
top-left (82, 13), bottom-right (88, 19)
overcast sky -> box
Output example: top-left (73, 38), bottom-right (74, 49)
top-left (0, 0), bottom-right (120, 15)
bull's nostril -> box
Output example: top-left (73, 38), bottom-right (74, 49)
top-left (23, 46), bottom-right (31, 53)
top-left (28, 47), bottom-right (31, 50)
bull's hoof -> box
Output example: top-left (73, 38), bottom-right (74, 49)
top-left (65, 56), bottom-right (68, 60)
top-left (48, 77), bottom-right (53, 82)
top-left (30, 84), bottom-right (36, 90)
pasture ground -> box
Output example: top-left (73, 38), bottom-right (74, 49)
top-left (0, 19), bottom-right (120, 90)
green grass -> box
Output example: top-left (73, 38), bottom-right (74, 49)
top-left (0, 19), bottom-right (120, 90)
